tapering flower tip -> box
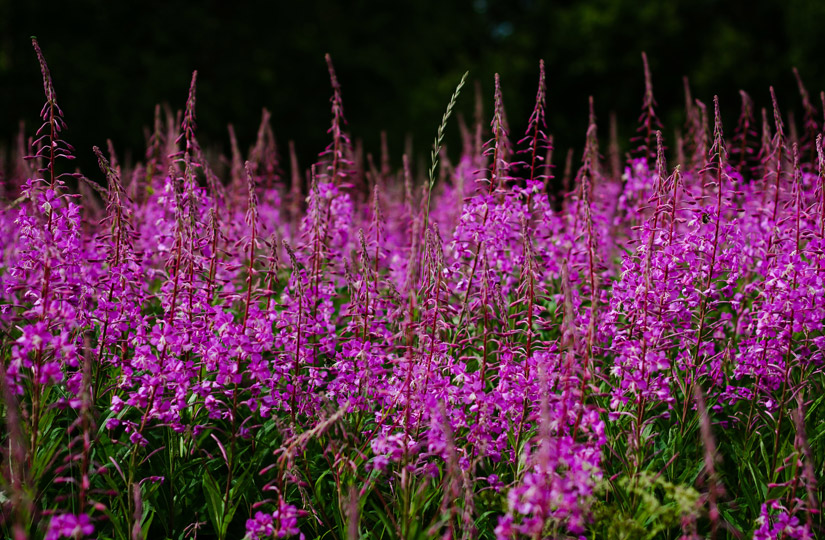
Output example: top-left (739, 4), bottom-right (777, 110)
top-left (683, 76), bottom-right (693, 114)
top-left (325, 53), bottom-right (345, 117)
top-left (696, 98), bottom-right (708, 134)
top-left (208, 205), bottom-right (217, 231)
top-left (520, 60), bottom-right (550, 184)
top-left (372, 183), bottom-right (381, 220)
top-left (288, 140), bottom-right (301, 188)
top-left (309, 162), bottom-right (319, 193)
top-left (710, 95), bottom-right (727, 161)
top-left (670, 163), bottom-right (682, 193)
top-left (641, 51), bottom-right (653, 102)
top-left (792, 67), bottom-right (814, 110)
top-left (31, 37), bottom-right (57, 105)
top-left (488, 72), bottom-right (512, 167)
top-left (245, 160), bottom-right (258, 224)
top-left (769, 86), bottom-right (784, 139)
top-left (739, 89), bottom-right (752, 112)
top-left (588, 95), bottom-right (596, 127)
top-left (283, 239), bottom-right (298, 270)
top-left (358, 227), bottom-right (369, 260)
top-left (402, 153), bottom-right (414, 209)
top-left (634, 54), bottom-right (661, 165)
top-left (93, 145), bottom-right (108, 171)
top-left (735, 90), bottom-right (754, 144)
top-left (792, 69), bottom-right (819, 152)
top-left (655, 130), bottom-right (666, 187)
top-left (184, 70), bottom-right (198, 130)
top-left (252, 108), bottom-right (272, 160)
top-left (793, 66), bottom-right (803, 89)
top-left (493, 73), bottom-right (505, 132)
top-left (523, 61), bottom-right (547, 141)
top-left (584, 121), bottom-right (598, 165)
top-left (535, 60), bottom-right (546, 111)
top-left (792, 143), bottom-right (801, 187)
top-left (94, 145), bottom-right (122, 192)
top-left (639, 52), bottom-right (658, 129)
top-left (325, 53), bottom-right (338, 88)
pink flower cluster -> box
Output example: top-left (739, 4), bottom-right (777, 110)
top-left (2, 42), bottom-right (822, 539)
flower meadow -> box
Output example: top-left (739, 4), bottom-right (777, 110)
top-left (1, 38), bottom-right (824, 540)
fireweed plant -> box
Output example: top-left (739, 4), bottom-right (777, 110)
top-left (0, 39), bottom-right (824, 540)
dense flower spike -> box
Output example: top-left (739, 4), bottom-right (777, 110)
top-left (1, 43), bottom-right (824, 540)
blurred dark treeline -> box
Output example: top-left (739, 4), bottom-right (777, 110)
top-left (2, 0), bottom-right (825, 183)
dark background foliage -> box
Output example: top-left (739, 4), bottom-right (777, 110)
top-left (2, 0), bottom-right (824, 178)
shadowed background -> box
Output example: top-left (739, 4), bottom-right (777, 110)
top-left (2, 0), bottom-right (824, 181)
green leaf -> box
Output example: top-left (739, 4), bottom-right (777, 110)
top-left (229, 463), bottom-right (255, 501)
top-left (141, 501), bottom-right (157, 539)
top-left (202, 471), bottom-right (226, 538)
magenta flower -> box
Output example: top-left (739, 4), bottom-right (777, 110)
top-left (44, 513), bottom-right (94, 540)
